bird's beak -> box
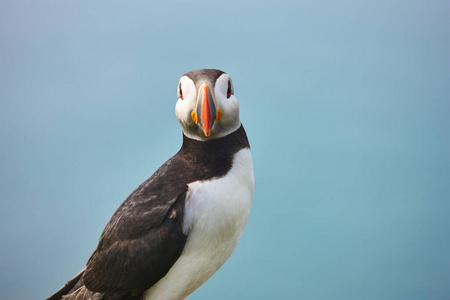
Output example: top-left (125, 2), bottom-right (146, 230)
top-left (191, 83), bottom-right (222, 137)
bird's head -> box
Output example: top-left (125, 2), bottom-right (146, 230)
top-left (175, 69), bottom-right (241, 141)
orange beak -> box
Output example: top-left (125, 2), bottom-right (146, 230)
top-left (201, 84), bottom-right (214, 137)
top-left (192, 83), bottom-right (221, 137)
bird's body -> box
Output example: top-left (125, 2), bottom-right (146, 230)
top-left (144, 143), bottom-right (253, 300)
top-left (48, 69), bottom-right (254, 300)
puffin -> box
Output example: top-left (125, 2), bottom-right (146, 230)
top-left (47, 69), bottom-right (254, 300)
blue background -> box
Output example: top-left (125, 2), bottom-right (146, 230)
top-left (1, 1), bottom-right (449, 299)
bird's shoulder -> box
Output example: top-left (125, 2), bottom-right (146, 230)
top-left (99, 152), bottom-right (191, 248)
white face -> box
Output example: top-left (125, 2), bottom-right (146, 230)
top-left (175, 73), bottom-right (241, 141)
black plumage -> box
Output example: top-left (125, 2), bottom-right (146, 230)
top-left (48, 125), bottom-right (250, 300)
top-left (184, 69), bottom-right (224, 89)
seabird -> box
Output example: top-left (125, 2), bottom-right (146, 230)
top-left (47, 69), bottom-right (254, 300)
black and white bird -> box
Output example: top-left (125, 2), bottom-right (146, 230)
top-left (48, 69), bottom-right (254, 300)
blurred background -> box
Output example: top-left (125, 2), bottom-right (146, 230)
top-left (1, 0), bottom-right (449, 299)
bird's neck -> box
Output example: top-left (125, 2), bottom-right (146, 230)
top-left (180, 125), bottom-right (250, 164)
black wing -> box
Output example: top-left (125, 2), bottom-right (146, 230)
top-left (82, 154), bottom-right (190, 297)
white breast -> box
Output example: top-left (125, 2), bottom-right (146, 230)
top-left (143, 148), bottom-right (254, 300)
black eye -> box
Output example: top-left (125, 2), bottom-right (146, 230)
top-left (227, 80), bottom-right (233, 98)
top-left (178, 83), bottom-right (183, 99)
